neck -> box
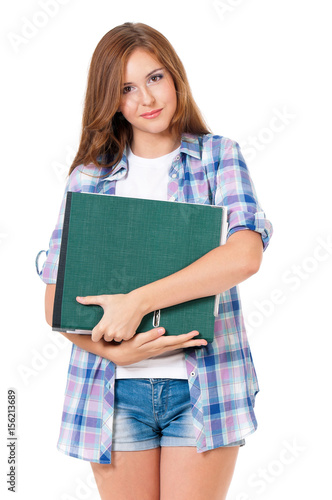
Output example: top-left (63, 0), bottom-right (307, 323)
top-left (130, 130), bottom-right (181, 158)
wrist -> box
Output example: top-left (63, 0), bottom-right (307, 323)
top-left (128, 286), bottom-right (153, 316)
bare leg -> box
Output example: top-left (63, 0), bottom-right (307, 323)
top-left (90, 448), bottom-right (161, 500)
top-left (160, 446), bottom-right (239, 500)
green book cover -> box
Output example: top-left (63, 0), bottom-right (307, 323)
top-left (53, 192), bottom-right (227, 342)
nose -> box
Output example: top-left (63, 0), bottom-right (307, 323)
top-left (140, 86), bottom-right (155, 106)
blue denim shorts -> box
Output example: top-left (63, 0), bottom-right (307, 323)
top-left (112, 378), bottom-right (245, 451)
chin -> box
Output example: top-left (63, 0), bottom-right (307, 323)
top-left (133, 125), bottom-right (170, 136)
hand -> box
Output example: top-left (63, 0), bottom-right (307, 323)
top-left (105, 327), bottom-right (207, 366)
top-left (76, 292), bottom-right (146, 343)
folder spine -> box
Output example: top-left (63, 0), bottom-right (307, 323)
top-left (52, 191), bottom-right (73, 330)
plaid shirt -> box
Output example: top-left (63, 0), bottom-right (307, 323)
top-left (36, 133), bottom-right (273, 463)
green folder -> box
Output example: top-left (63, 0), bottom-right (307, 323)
top-left (53, 192), bottom-right (227, 342)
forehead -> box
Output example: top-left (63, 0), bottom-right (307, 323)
top-left (123, 48), bottom-right (162, 78)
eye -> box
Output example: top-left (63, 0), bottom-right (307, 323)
top-left (149, 73), bottom-right (163, 83)
top-left (123, 86), bottom-right (133, 94)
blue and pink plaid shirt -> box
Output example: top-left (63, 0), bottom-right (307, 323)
top-left (36, 133), bottom-right (273, 463)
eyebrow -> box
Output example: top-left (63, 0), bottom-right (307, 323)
top-left (123, 67), bottom-right (165, 86)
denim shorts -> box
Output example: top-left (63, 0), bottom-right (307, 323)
top-left (112, 378), bottom-right (245, 451)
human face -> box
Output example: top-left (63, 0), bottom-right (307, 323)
top-left (118, 48), bottom-right (178, 143)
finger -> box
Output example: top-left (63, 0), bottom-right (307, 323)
top-left (120, 331), bottom-right (136, 341)
top-left (103, 333), bottom-right (117, 342)
top-left (91, 331), bottom-right (103, 342)
top-left (159, 330), bottom-right (200, 346)
top-left (138, 330), bottom-right (199, 350)
top-left (176, 338), bottom-right (208, 349)
top-left (135, 327), bottom-right (166, 346)
top-left (111, 334), bottom-right (126, 343)
top-left (91, 324), bottom-right (106, 342)
top-left (76, 295), bottom-right (105, 306)
top-left (103, 327), bottom-right (136, 343)
top-left (160, 333), bottom-right (208, 351)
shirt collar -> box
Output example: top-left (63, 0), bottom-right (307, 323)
top-left (179, 133), bottom-right (202, 160)
top-left (101, 133), bottom-right (202, 181)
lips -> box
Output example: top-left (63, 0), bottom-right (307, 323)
top-left (140, 108), bottom-right (163, 119)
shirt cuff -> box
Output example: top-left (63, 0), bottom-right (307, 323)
top-left (227, 211), bottom-right (273, 252)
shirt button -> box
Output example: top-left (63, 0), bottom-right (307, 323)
top-left (171, 173), bottom-right (177, 178)
top-left (190, 371), bottom-right (196, 377)
top-left (175, 155), bottom-right (180, 160)
top-left (169, 196), bottom-right (175, 201)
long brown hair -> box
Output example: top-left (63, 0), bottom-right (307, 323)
top-left (68, 22), bottom-right (211, 177)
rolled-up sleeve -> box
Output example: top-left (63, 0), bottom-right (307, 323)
top-left (36, 170), bottom-right (81, 284)
top-left (214, 140), bottom-right (273, 251)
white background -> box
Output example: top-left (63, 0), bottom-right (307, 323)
top-left (1, 0), bottom-right (331, 498)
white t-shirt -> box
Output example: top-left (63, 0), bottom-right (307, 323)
top-left (114, 145), bottom-right (188, 379)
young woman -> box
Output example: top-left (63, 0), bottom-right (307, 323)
top-left (37, 22), bottom-right (273, 500)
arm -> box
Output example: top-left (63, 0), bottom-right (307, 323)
top-left (45, 285), bottom-right (207, 365)
top-left (131, 229), bottom-right (263, 315)
top-left (77, 228), bottom-right (263, 342)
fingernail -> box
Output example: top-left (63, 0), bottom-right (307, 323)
top-left (158, 328), bottom-right (164, 334)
